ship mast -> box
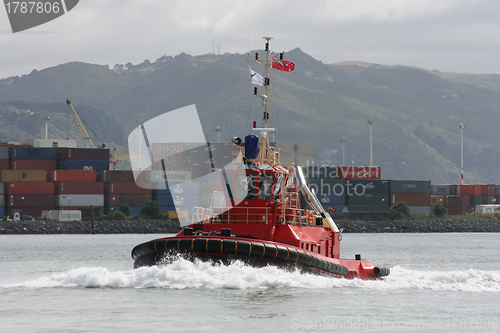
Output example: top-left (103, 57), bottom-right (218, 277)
top-left (249, 36), bottom-right (279, 164)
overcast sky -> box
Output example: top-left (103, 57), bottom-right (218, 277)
top-left (1, 0), bottom-right (499, 79)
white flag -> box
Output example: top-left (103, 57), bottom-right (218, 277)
top-left (249, 65), bottom-right (263, 86)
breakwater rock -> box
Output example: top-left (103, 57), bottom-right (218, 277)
top-left (335, 219), bottom-right (500, 233)
top-left (0, 219), bottom-right (182, 235)
top-left (0, 219), bottom-right (499, 234)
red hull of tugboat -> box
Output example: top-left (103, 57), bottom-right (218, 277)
top-left (132, 224), bottom-right (390, 280)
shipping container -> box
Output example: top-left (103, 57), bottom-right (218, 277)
top-left (408, 206), bottom-right (430, 216)
top-left (0, 183), bottom-right (4, 194)
top-left (51, 170), bottom-right (97, 182)
top-left (0, 160), bottom-right (9, 170)
top-left (55, 182), bottom-right (104, 194)
top-left (390, 180), bottom-right (431, 193)
top-left (102, 170), bottom-right (136, 182)
top-left (8, 194), bottom-right (55, 207)
top-left (57, 148), bottom-right (109, 160)
top-left (6, 182), bottom-right (54, 195)
top-left (431, 185), bottom-right (451, 195)
top-left (345, 179), bottom-right (389, 194)
top-left (105, 194), bottom-right (152, 206)
top-left (481, 185), bottom-right (495, 196)
top-left (42, 210), bottom-right (82, 221)
top-left (0, 147), bottom-right (9, 159)
top-left (469, 195), bottom-right (482, 206)
top-left (56, 194), bottom-right (104, 207)
top-left (153, 193), bottom-right (175, 206)
top-left (10, 147), bottom-right (56, 160)
top-left (0, 207), bottom-right (4, 218)
top-left (302, 166), bottom-right (339, 179)
top-left (446, 206), bottom-right (467, 216)
top-left (495, 185), bottom-right (500, 196)
top-left (57, 159), bottom-right (109, 171)
top-left (105, 182), bottom-right (152, 195)
top-left (169, 182), bottom-right (200, 195)
top-left (306, 179), bottom-right (345, 194)
top-left (431, 195), bottom-right (445, 207)
top-left (346, 192), bottom-right (389, 206)
top-left (11, 159), bottom-right (57, 171)
top-left (445, 195), bottom-right (469, 207)
top-left (315, 192), bottom-right (346, 206)
top-left (482, 195), bottom-right (496, 204)
top-left (474, 205), bottom-right (500, 214)
top-left (0, 170), bottom-right (47, 182)
top-left (0, 195), bottom-right (4, 207)
top-left (343, 205), bottom-right (390, 220)
top-left (339, 166), bottom-right (381, 180)
top-left (7, 206), bottom-right (53, 218)
top-left (391, 193), bottom-right (430, 206)
top-left (450, 184), bottom-right (482, 196)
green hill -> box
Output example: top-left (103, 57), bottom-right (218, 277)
top-left (0, 49), bottom-right (499, 184)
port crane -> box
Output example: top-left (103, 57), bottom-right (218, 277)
top-left (66, 99), bottom-right (97, 149)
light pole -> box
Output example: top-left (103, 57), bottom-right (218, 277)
top-left (458, 123), bottom-right (465, 184)
top-left (215, 126), bottom-right (222, 142)
top-left (368, 119), bottom-right (374, 166)
top-left (340, 136), bottom-right (346, 166)
top-left (43, 116), bottom-right (50, 140)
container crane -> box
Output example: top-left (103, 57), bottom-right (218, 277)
top-left (66, 99), bottom-right (96, 148)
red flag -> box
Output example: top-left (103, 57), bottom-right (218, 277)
top-left (272, 59), bottom-right (295, 72)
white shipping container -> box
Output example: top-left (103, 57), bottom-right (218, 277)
top-left (475, 205), bottom-right (500, 214)
top-left (57, 194), bottom-right (104, 207)
top-left (42, 210), bottom-right (82, 221)
top-left (408, 206), bottom-right (430, 216)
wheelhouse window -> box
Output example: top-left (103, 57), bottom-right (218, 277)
top-left (236, 172), bottom-right (256, 200)
top-left (258, 173), bottom-right (275, 200)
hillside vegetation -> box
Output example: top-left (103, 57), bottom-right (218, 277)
top-left (0, 49), bottom-right (499, 184)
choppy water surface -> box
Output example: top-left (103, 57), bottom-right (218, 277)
top-left (0, 233), bottom-right (498, 332)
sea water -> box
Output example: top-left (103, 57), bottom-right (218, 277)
top-left (0, 233), bottom-right (498, 332)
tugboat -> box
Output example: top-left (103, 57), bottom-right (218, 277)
top-left (131, 37), bottom-right (390, 280)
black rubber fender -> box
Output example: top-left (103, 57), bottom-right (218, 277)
top-left (296, 250), bottom-right (307, 265)
top-left (166, 239), bottom-right (180, 252)
top-left (236, 240), bottom-right (251, 257)
top-left (263, 243), bottom-right (278, 260)
top-left (286, 248), bottom-right (299, 263)
top-left (374, 267), bottom-right (390, 277)
top-left (275, 245), bottom-right (290, 261)
top-left (207, 238), bottom-right (223, 254)
top-left (192, 238), bottom-right (209, 253)
top-left (250, 242), bottom-right (265, 258)
top-left (222, 239), bottom-right (237, 255)
top-left (178, 238), bottom-right (192, 253)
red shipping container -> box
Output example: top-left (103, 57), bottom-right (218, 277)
top-left (446, 206), bottom-right (467, 216)
top-left (55, 182), bottom-right (104, 194)
top-left (57, 148), bottom-right (109, 160)
top-left (450, 184), bottom-right (481, 196)
top-left (445, 195), bottom-right (469, 207)
top-left (105, 182), bottom-right (151, 195)
top-left (105, 193), bottom-right (152, 206)
top-left (391, 193), bottom-right (430, 206)
top-left (8, 194), bottom-right (55, 207)
top-left (7, 206), bottom-right (54, 218)
top-left (102, 170), bottom-right (136, 182)
top-left (0, 160), bottom-right (9, 170)
top-left (339, 166), bottom-right (381, 179)
top-left (11, 159), bottom-right (57, 171)
top-left (6, 182), bottom-right (55, 195)
top-left (480, 185), bottom-right (495, 196)
top-left (51, 170), bottom-right (97, 182)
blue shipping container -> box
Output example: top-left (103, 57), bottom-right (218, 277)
top-left (10, 147), bottom-right (56, 160)
top-left (0, 207), bottom-right (4, 219)
top-left (57, 159), bottom-right (109, 171)
top-left (315, 193), bottom-right (346, 205)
